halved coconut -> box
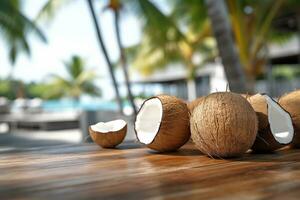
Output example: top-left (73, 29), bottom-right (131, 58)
top-left (279, 90), bottom-right (300, 148)
top-left (248, 94), bottom-right (294, 152)
top-left (187, 96), bottom-right (205, 113)
top-left (135, 95), bottom-right (190, 152)
top-left (190, 92), bottom-right (258, 158)
top-left (89, 119), bottom-right (127, 148)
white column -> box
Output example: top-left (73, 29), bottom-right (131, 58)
top-left (187, 79), bottom-right (197, 101)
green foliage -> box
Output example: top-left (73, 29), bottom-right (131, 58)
top-left (125, 0), bottom-right (216, 77)
top-left (171, 0), bottom-right (207, 34)
top-left (125, 0), bottom-right (186, 75)
top-left (0, 79), bottom-right (15, 99)
top-left (0, 79), bottom-right (45, 100)
top-left (37, 0), bottom-right (73, 23)
top-left (272, 65), bottom-right (300, 80)
top-left (0, 56), bottom-right (101, 100)
top-left (26, 82), bottom-right (54, 99)
top-left (46, 55), bottom-right (101, 100)
top-left (226, 0), bottom-right (297, 78)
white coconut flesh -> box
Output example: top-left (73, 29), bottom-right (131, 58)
top-left (135, 98), bottom-right (163, 144)
top-left (90, 119), bottom-right (126, 133)
top-left (263, 95), bottom-right (294, 144)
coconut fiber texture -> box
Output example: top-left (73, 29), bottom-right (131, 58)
top-left (89, 125), bottom-right (127, 148)
top-left (137, 95), bottom-right (190, 152)
top-left (190, 92), bottom-right (258, 158)
top-left (279, 90), bottom-right (300, 148)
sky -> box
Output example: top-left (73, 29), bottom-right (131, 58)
top-left (0, 0), bottom-right (142, 99)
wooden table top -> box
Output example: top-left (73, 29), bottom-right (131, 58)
top-left (1, 142), bottom-right (300, 200)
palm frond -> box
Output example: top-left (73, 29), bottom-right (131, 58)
top-left (63, 55), bottom-right (85, 79)
top-left (133, 0), bottom-right (186, 46)
top-left (250, 0), bottom-right (285, 60)
top-left (76, 71), bottom-right (97, 86)
top-left (36, 0), bottom-right (74, 23)
top-left (48, 55), bottom-right (101, 99)
top-left (0, 0), bottom-right (46, 63)
top-left (170, 0), bottom-right (207, 34)
top-left (82, 82), bottom-right (101, 96)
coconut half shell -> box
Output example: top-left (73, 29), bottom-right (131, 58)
top-left (248, 94), bottom-right (294, 152)
top-left (89, 119), bottom-right (127, 148)
top-left (279, 90), bottom-right (300, 148)
top-left (190, 92), bottom-right (258, 158)
top-left (135, 95), bottom-right (190, 152)
top-left (251, 127), bottom-right (283, 152)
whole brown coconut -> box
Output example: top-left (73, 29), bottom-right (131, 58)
top-left (89, 120), bottom-right (127, 148)
top-left (190, 92), bottom-right (258, 158)
top-left (187, 96), bottom-right (205, 113)
top-left (279, 90), bottom-right (300, 148)
top-left (135, 95), bottom-right (190, 152)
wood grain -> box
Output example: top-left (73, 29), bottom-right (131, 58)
top-left (1, 142), bottom-right (300, 200)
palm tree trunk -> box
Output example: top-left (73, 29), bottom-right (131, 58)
top-left (113, 10), bottom-right (137, 116)
top-left (205, 0), bottom-right (248, 93)
top-left (87, 0), bottom-right (123, 115)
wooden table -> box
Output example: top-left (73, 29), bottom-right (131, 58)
top-left (1, 142), bottom-right (300, 200)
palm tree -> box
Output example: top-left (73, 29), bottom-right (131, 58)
top-left (105, 0), bottom-right (137, 115)
top-left (0, 0), bottom-right (46, 64)
top-left (46, 55), bottom-right (100, 100)
top-left (87, 0), bottom-right (124, 114)
top-left (205, 0), bottom-right (247, 93)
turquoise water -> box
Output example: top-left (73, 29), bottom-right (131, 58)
top-left (42, 100), bottom-right (120, 111)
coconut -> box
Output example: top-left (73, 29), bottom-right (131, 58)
top-left (190, 92), bottom-right (258, 158)
top-left (279, 90), bottom-right (300, 148)
top-left (240, 93), bottom-right (252, 99)
top-left (247, 94), bottom-right (269, 131)
top-left (135, 95), bottom-right (190, 152)
top-left (187, 96), bottom-right (205, 113)
top-left (248, 94), bottom-right (294, 152)
top-left (89, 119), bottom-right (127, 148)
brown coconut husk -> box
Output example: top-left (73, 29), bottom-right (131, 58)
top-left (135, 95), bottom-right (190, 152)
top-left (89, 125), bottom-right (127, 148)
top-left (187, 96), bottom-right (205, 113)
top-left (247, 94), bottom-right (269, 131)
top-left (190, 92), bottom-right (258, 158)
top-left (279, 90), bottom-right (300, 148)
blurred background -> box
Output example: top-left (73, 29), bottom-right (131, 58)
top-left (0, 0), bottom-right (299, 150)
